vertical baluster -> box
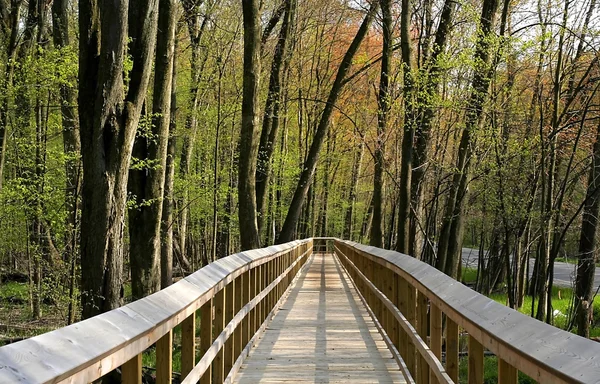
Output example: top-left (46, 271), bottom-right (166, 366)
top-left (446, 317), bottom-right (459, 383)
top-left (398, 276), bottom-right (408, 364)
top-left (250, 267), bottom-right (257, 335)
top-left (235, 274), bottom-right (243, 362)
top-left (181, 313), bottom-right (196, 378)
top-left (417, 291), bottom-right (429, 384)
top-left (225, 280), bottom-right (235, 376)
top-left (156, 330), bottom-right (172, 384)
top-left (468, 334), bottom-right (484, 384)
top-left (122, 353), bottom-right (142, 384)
top-left (498, 358), bottom-right (518, 384)
top-left (405, 281), bottom-right (417, 379)
top-left (429, 304), bottom-right (442, 384)
top-left (242, 271), bottom-right (251, 349)
top-left (213, 287), bottom-right (226, 382)
top-left (200, 298), bottom-right (212, 384)
top-left (390, 269), bottom-right (399, 349)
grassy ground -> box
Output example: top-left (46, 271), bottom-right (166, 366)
top-left (461, 266), bottom-right (600, 336)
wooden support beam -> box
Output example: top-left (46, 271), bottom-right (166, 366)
top-left (156, 330), bottom-right (172, 384)
top-left (213, 287), bottom-right (226, 383)
top-left (122, 353), bottom-right (142, 384)
top-left (225, 280), bottom-right (235, 377)
top-left (417, 291), bottom-right (429, 384)
top-left (234, 274), bottom-right (243, 361)
top-left (199, 298), bottom-right (212, 384)
top-left (181, 313), bottom-right (195, 378)
top-left (242, 271), bottom-right (251, 349)
top-left (468, 334), bottom-right (484, 384)
top-left (498, 357), bottom-right (518, 384)
top-left (429, 304), bottom-right (442, 384)
top-left (405, 280), bottom-right (417, 379)
top-left (446, 317), bottom-right (459, 383)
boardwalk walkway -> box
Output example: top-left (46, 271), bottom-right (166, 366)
top-left (233, 253), bottom-right (407, 383)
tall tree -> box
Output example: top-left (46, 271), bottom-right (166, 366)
top-left (239, 0), bottom-right (262, 250)
top-left (435, 0), bottom-right (501, 277)
top-left (278, 2), bottom-right (379, 244)
top-left (256, 0), bottom-right (296, 234)
top-left (78, 0), bottom-right (159, 318)
top-left (128, 0), bottom-right (177, 300)
top-left (369, 0), bottom-right (392, 248)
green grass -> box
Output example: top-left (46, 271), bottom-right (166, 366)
top-left (458, 356), bottom-right (536, 384)
top-left (461, 267), bottom-right (478, 284)
top-left (0, 281), bottom-right (29, 302)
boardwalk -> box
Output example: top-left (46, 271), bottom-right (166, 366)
top-left (234, 253), bottom-right (407, 383)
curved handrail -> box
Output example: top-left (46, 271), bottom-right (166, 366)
top-left (0, 239), bottom-right (312, 383)
top-left (336, 239), bottom-right (600, 384)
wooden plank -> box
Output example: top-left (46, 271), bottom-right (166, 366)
top-left (156, 330), bottom-right (172, 384)
top-left (468, 334), bottom-right (484, 384)
top-left (122, 353), bottom-right (142, 384)
top-left (225, 280), bottom-right (236, 376)
top-left (214, 286), bottom-right (226, 382)
top-left (199, 298), bottom-right (212, 384)
top-left (233, 254), bottom-right (406, 384)
top-left (429, 304), bottom-right (442, 384)
top-left (242, 271), bottom-right (251, 349)
top-left (417, 291), bottom-right (429, 384)
top-left (446, 317), bottom-right (459, 383)
top-left (181, 313), bottom-right (195, 378)
top-left (498, 357), bottom-right (518, 384)
top-left (234, 275), bottom-right (243, 364)
top-left (405, 281), bottom-right (417, 379)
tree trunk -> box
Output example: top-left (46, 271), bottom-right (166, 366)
top-left (575, 119), bottom-right (600, 338)
top-left (343, 140), bottom-right (364, 240)
top-left (435, 0), bottom-right (500, 278)
top-left (161, 51), bottom-right (177, 288)
top-left (278, 3), bottom-right (378, 243)
top-left (256, 0), bottom-right (296, 231)
top-left (370, 0), bottom-right (392, 248)
top-left (79, 0), bottom-right (158, 318)
top-left (239, 0), bottom-right (262, 250)
top-left (128, 0), bottom-right (176, 300)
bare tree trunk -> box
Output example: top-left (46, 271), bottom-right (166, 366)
top-left (239, 0), bottom-right (262, 250)
top-left (343, 140), bottom-right (363, 240)
top-left (370, 0), bottom-right (392, 247)
top-left (278, 3), bottom-right (378, 243)
top-left (128, 0), bottom-right (176, 300)
top-left (256, 0), bottom-right (296, 231)
top-left (161, 51), bottom-right (177, 288)
top-left (79, 0), bottom-right (158, 318)
top-left (575, 119), bottom-right (600, 338)
top-left (436, 0), bottom-right (500, 278)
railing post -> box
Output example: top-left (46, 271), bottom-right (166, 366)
top-left (122, 353), bottom-right (142, 384)
top-left (469, 334), bottom-right (484, 384)
top-left (200, 298), bottom-right (212, 384)
top-left (498, 358), bottom-right (518, 384)
top-left (242, 271), bottom-right (251, 350)
top-left (234, 274), bottom-right (243, 360)
top-left (225, 280), bottom-right (235, 377)
top-left (213, 286), bottom-right (226, 382)
top-left (156, 330), bottom-right (172, 384)
top-left (446, 317), bottom-right (459, 383)
top-left (417, 291), bottom-right (429, 384)
top-left (181, 312), bottom-right (196, 378)
top-left (405, 280), bottom-right (417, 378)
top-left (429, 304), bottom-right (442, 384)
top-left (393, 272), bottom-right (401, 353)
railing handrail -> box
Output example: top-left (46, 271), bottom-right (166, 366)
top-left (338, 239), bottom-right (600, 384)
top-left (0, 239), bottom-right (311, 384)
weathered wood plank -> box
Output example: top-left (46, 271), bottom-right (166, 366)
top-left (181, 313), bottom-right (195, 378)
top-left (156, 330), bottom-right (172, 384)
top-left (122, 353), bottom-right (142, 384)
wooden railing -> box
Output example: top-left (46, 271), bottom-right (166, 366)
top-left (335, 239), bottom-right (600, 384)
top-left (0, 239), bottom-right (312, 384)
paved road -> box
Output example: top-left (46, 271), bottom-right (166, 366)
top-left (460, 247), bottom-right (600, 290)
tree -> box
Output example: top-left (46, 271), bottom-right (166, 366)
top-left (239, 0), bottom-right (262, 250)
top-left (278, 2), bottom-right (379, 244)
top-left (78, 0), bottom-right (158, 318)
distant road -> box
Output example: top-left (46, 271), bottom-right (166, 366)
top-left (460, 247), bottom-right (600, 290)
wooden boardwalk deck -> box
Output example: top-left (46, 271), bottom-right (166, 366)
top-left (233, 253), bottom-right (407, 383)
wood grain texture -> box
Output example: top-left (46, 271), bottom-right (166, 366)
top-left (122, 353), bottom-right (142, 384)
top-left (156, 330), bottom-right (172, 384)
top-left (337, 240), bottom-right (600, 384)
top-left (181, 313), bottom-right (195, 377)
top-left (234, 254), bottom-right (407, 384)
top-left (468, 334), bottom-right (484, 384)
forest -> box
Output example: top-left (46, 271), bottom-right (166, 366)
top-left (0, 0), bottom-right (599, 346)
